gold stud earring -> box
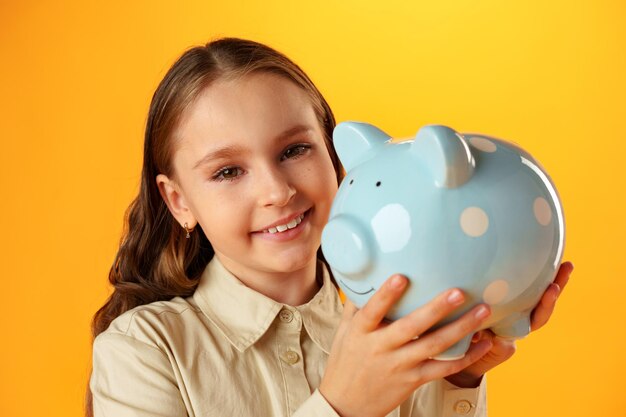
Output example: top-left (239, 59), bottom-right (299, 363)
top-left (183, 222), bottom-right (195, 239)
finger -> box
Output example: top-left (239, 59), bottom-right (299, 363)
top-left (530, 283), bottom-right (560, 331)
top-left (493, 335), bottom-right (517, 352)
top-left (342, 299), bottom-right (358, 320)
top-left (529, 262), bottom-right (573, 332)
top-left (554, 261), bottom-right (574, 292)
top-left (471, 329), bottom-right (495, 343)
top-left (402, 303), bottom-right (491, 363)
top-left (413, 338), bottom-right (493, 384)
top-left (336, 299), bottom-right (358, 335)
top-left (380, 287), bottom-right (467, 347)
top-left (356, 274), bottom-right (408, 332)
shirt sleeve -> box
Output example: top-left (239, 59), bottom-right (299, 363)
top-left (90, 332), bottom-right (189, 417)
top-left (409, 376), bottom-right (487, 417)
top-left (290, 378), bottom-right (486, 417)
top-left (292, 389), bottom-right (341, 417)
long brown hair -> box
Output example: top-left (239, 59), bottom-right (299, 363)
top-left (85, 37), bottom-right (343, 416)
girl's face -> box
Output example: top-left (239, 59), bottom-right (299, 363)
top-left (158, 72), bottom-right (338, 277)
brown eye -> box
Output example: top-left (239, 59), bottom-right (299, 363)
top-left (213, 166), bottom-right (244, 182)
top-left (222, 168), bottom-right (237, 178)
top-left (281, 144), bottom-right (311, 161)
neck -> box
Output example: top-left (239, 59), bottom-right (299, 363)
top-left (215, 254), bottom-right (320, 306)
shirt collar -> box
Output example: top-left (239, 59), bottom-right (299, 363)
top-left (192, 256), bottom-right (342, 353)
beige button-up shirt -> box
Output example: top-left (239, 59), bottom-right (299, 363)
top-left (91, 257), bottom-right (487, 417)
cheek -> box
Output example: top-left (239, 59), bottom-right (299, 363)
top-left (317, 156), bottom-right (339, 196)
top-left (195, 191), bottom-right (251, 240)
top-left (300, 156), bottom-right (338, 206)
top-left (200, 211), bottom-right (251, 253)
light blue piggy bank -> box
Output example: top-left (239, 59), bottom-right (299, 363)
top-left (321, 122), bottom-right (565, 360)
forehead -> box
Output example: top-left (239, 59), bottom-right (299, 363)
top-left (173, 72), bottom-right (320, 157)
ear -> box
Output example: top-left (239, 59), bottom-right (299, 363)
top-left (410, 125), bottom-right (475, 188)
top-left (156, 174), bottom-right (198, 228)
top-left (333, 121), bottom-right (391, 171)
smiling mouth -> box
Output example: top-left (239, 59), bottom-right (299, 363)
top-left (256, 209), bottom-right (310, 234)
top-left (262, 212), bottom-right (305, 234)
top-left (339, 279), bottom-right (375, 295)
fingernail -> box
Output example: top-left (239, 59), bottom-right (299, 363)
top-left (475, 305), bottom-right (490, 320)
top-left (553, 283), bottom-right (561, 299)
top-left (447, 289), bottom-right (464, 305)
top-left (390, 275), bottom-right (405, 289)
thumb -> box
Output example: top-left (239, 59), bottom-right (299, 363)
top-left (334, 299), bottom-right (358, 339)
top-left (341, 299), bottom-right (358, 322)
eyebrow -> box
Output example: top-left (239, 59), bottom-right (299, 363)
top-left (192, 124), bottom-right (315, 170)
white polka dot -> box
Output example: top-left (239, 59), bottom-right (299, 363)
top-left (534, 197), bottom-right (552, 226)
top-left (371, 204), bottom-right (412, 253)
top-left (469, 137), bottom-right (497, 153)
top-left (460, 207), bottom-right (489, 237)
top-left (483, 279), bottom-right (510, 305)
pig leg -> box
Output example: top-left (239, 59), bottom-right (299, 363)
top-left (432, 333), bottom-right (474, 361)
top-left (491, 311), bottom-right (532, 339)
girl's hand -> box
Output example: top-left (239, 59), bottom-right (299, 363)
top-left (319, 274), bottom-right (493, 417)
top-left (444, 261), bottom-right (575, 388)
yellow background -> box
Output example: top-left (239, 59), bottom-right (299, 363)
top-left (1, 1), bottom-right (624, 416)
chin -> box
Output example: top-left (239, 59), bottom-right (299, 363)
top-left (264, 248), bottom-right (317, 273)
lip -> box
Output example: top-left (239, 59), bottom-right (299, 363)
top-left (255, 209), bottom-right (309, 232)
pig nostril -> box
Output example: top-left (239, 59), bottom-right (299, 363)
top-left (349, 179), bottom-right (354, 185)
top-left (376, 181), bottom-right (381, 187)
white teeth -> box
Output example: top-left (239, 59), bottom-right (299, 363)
top-left (263, 213), bottom-right (305, 234)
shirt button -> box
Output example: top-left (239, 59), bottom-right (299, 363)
top-left (280, 350), bottom-right (300, 365)
top-left (453, 399), bottom-right (473, 415)
top-left (279, 309), bottom-right (294, 323)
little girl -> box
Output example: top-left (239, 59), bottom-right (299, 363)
top-left (87, 37), bottom-right (573, 417)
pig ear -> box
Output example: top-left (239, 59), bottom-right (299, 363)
top-left (333, 121), bottom-right (392, 171)
top-left (410, 125), bottom-right (475, 188)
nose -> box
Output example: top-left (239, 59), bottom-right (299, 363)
top-left (256, 164), bottom-right (296, 207)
